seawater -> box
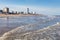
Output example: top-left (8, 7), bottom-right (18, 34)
top-left (0, 16), bottom-right (48, 27)
top-left (0, 16), bottom-right (60, 36)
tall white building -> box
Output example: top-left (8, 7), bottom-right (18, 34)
top-left (27, 8), bottom-right (29, 14)
top-left (3, 7), bottom-right (9, 13)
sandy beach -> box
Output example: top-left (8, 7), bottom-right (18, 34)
top-left (0, 14), bottom-right (40, 17)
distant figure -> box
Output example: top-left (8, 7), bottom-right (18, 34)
top-left (7, 16), bottom-right (9, 27)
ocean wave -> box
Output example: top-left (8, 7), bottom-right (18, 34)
top-left (0, 23), bottom-right (60, 40)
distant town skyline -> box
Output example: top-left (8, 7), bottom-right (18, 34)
top-left (0, 7), bottom-right (36, 14)
top-left (0, 0), bottom-right (60, 15)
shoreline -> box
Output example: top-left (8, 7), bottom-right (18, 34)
top-left (0, 13), bottom-right (47, 17)
top-left (0, 14), bottom-right (40, 17)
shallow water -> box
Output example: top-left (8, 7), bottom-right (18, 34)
top-left (0, 16), bottom-right (60, 36)
top-left (0, 16), bottom-right (48, 27)
top-left (0, 16), bottom-right (60, 28)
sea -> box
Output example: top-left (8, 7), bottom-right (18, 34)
top-left (0, 16), bottom-right (60, 36)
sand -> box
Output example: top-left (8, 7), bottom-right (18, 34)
top-left (0, 14), bottom-right (40, 17)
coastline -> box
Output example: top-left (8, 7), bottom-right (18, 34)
top-left (0, 14), bottom-right (39, 17)
top-left (0, 14), bottom-right (47, 17)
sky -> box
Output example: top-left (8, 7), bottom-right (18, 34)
top-left (0, 0), bottom-right (60, 15)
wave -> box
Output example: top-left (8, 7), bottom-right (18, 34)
top-left (0, 23), bottom-right (60, 40)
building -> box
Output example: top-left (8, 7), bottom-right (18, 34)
top-left (27, 8), bottom-right (29, 14)
top-left (0, 10), bottom-right (3, 13)
top-left (3, 7), bottom-right (9, 13)
top-left (20, 12), bottom-right (24, 14)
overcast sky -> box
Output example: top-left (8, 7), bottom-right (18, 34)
top-left (0, 0), bottom-right (60, 15)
